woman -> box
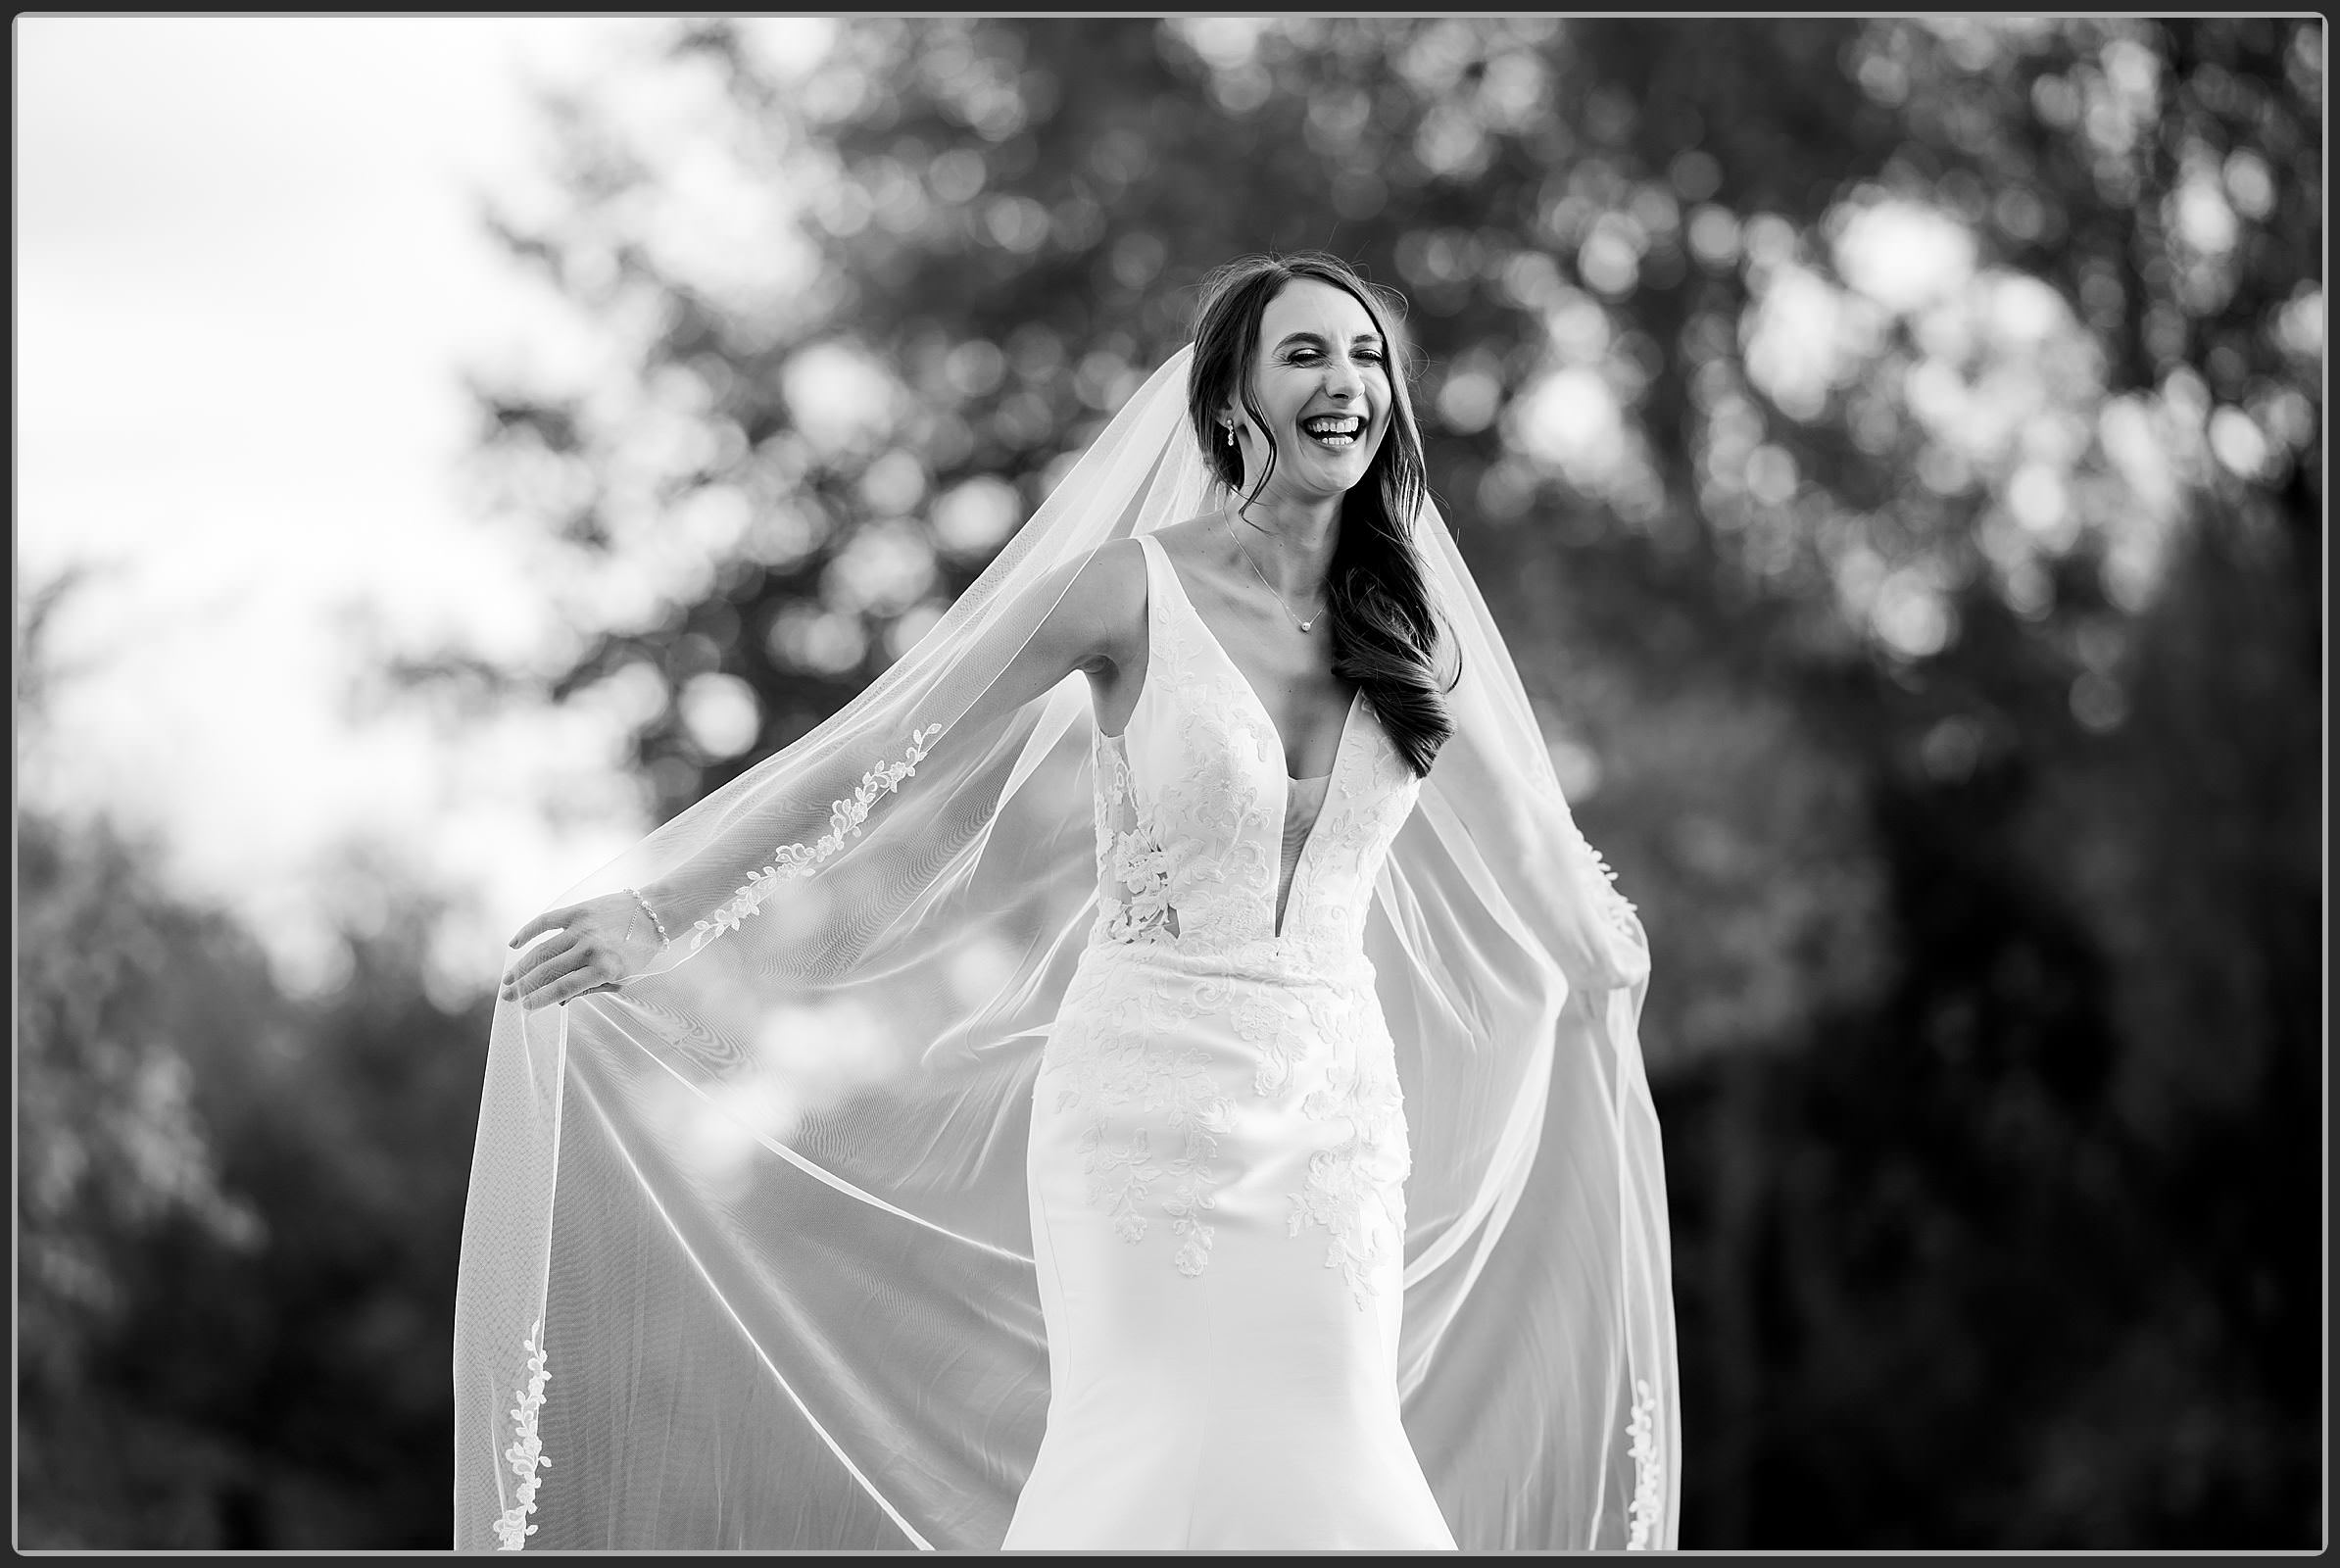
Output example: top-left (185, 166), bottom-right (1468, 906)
top-left (461, 254), bottom-right (1676, 1551)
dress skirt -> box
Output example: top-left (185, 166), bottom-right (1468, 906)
top-left (1000, 939), bottom-right (1457, 1550)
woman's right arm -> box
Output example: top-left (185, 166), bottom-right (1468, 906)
top-left (502, 538), bottom-right (1148, 1010)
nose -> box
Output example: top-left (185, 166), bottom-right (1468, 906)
top-left (1321, 355), bottom-right (1362, 400)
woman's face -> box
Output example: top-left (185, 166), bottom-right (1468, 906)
top-left (1224, 277), bottom-right (1392, 508)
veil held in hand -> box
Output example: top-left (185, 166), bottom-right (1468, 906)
top-left (454, 346), bottom-right (1679, 1550)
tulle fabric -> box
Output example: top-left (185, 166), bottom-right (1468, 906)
top-left (453, 348), bottom-right (1679, 1551)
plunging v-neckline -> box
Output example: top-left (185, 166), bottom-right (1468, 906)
top-left (1143, 535), bottom-right (1359, 940)
top-left (1143, 535), bottom-right (1360, 786)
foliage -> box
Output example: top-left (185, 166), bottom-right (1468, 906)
top-left (26, 16), bottom-right (2314, 1549)
top-left (449, 16), bottom-right (2319, 1547)
top-left (17, 805), bottom-right (489, 1548)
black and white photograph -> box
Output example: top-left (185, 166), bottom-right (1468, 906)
top-left (16, 14), bottom-right (2323, 1553)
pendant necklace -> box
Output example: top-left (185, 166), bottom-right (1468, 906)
top-left (1224, 510), bottom-right (1324, 634)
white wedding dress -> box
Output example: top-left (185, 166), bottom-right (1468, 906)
top-left (454, 349), bottom-right (1678, 1553)
top-left (1005, 535), bottom-right (1453, 1548)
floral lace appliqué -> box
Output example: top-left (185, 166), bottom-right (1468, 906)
top-left (1082, 1125), bottom-right (1161, 1242)
top-left (491, 1320), bottom-right (551, 1550)
top-left (1055, 538), bottom-right (1421, 1289)
top-left (1275, 745), bottom-right (1417, 1308)
top-left (1097, 741), bottom-right (1178, 944)
top-left (1283, 1041), bottom-right (1409, 1305)
top-left (1581, 835), bottom-right (1640, 943)
top-left (1233, 990), bottom-right (1299, 1097)
top-left (1055, 989), bottom-right (1235, 1277)
top-left (692, 724), bottom-right (943, 942)
top-left (1626, 1377), bottom-right (1663, 1549)
top-left (1286, 1123), bottom-right (1404, 1306)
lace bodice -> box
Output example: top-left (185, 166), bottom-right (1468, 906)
top-left (1276, 772), bottom-right (1331, 932)
top-left (1091, 535), bottom-right (1422, 969)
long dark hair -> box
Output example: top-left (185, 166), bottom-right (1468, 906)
top-left (1186, 252), bottom-right (1456, 778)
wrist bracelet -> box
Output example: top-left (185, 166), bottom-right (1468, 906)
top-left (626, 888), bottom-right (672, 949)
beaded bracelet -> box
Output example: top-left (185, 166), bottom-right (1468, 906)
top-left (625, 888), bottom-right (672, 949)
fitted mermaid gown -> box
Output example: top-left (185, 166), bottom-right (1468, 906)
top-left (1000, 535), bottom-right (1456, 1550)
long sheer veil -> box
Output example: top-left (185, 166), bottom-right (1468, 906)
top-left (453, 346), bottom-right (1679, 1551)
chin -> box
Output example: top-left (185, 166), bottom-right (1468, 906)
top-left (1303, 459), bottom-right (1370, 495)
top-left (1280, 429), bottom-right (1384, 496)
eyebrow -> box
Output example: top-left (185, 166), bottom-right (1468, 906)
top-left (1273, 330), bottom-right (1385, 350)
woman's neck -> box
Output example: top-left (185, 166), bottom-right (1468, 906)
top-left (1228, 490), bottom-right (1341, 595)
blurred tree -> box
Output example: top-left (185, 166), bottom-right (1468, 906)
top-left (19, 574), bottom-right (491, 1548)
top-left (19, 809), bottom-right (272, 1521)
top-left (18, 808), bottom-right (490, 1548)
top-left (449, 16), bottom-right (2319, 1548)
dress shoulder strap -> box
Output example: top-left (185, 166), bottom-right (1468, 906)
top-left (1111, 532), bottom-right (1172, 745)
top-left (1131, 531), bottom-right (1179, 663)
top-left (1131, 531), bottom-right (1196, 645)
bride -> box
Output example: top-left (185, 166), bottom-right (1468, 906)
top-left (461, 253), bottom-right (1678, 1551)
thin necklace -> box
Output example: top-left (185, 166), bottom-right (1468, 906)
top-left (1224, 509), bottom-right (1324, 634)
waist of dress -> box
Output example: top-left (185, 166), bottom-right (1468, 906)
top-left (1075, 930), bottom-right (1377, 992)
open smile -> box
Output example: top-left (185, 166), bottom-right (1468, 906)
top-left (1300, 413), bottom-right (1368, 449)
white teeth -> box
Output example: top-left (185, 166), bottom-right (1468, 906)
top-left (1302, 415), bottom-right (1365, 447)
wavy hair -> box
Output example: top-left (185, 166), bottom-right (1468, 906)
top-left (1186, 252), bottom-right (1456, 778)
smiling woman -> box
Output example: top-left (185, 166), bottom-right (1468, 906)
top-left (460, 252), bottom-right (1677, 1553)
top-left (1187, 258), bottom-right (1452, 782)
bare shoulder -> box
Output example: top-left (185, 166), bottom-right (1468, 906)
top-left (1074, 535), bottom-right (1149, 603)
top-left (1146, 512), bottom-right (1229, 574)
top-left (1031, 536), bottom-right (1147, 675)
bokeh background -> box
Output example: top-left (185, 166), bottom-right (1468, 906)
top-left (16, 16), bottom-right (2323, 1550)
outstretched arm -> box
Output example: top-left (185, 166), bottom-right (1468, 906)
top-left (500, 538), bottom-right (1147, 1010)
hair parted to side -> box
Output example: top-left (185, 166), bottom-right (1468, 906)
top-left (1186, 251), bottom-right (1458, 778)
